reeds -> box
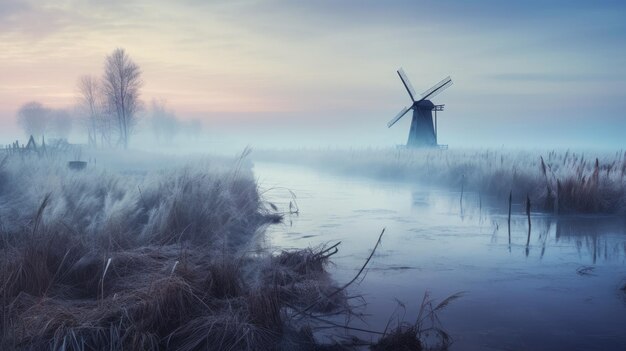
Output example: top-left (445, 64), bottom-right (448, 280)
top-left (255, 148), bottom-right (626, 214)
top-left (0, 153), bottom-right (352, 350)
top-left (371, 291), bottom-right (465, 350)
top-left (0, 152), bottom-right (460, 350)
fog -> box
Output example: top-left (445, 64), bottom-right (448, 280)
top-left (2, 1), bottom-right (626, 151)
top-left (4, 111), bottom-right (626, 156)
top-left (2, 1), bottom-right (626, 350)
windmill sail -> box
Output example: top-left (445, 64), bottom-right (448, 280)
top-left (397, 68), bottom-right (416, 102)
top-left (387, 106), bottom-right (411, 128)
top-left (388, 68), bottom-right (452, 148)
top-left (420, 76), bottom-right (452, 101)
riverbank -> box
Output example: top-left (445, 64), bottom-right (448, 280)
top-left (0, 152), bottom-right (343, 350)
top-left (254, 161), bottom-right (626, 351)
top-left (1, 151), bottom-right (457, 350)
top-left (254, 148), bottom-right (626, 215)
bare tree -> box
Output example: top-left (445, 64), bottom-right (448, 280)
top-left (101, 48), bottom-right (143, 149)
top-left (77, 75), bottom-right (102, 147)
top-left (17, 101), bottom-right (49, 140)
top-left (97, 109), bottom-right (115, 147)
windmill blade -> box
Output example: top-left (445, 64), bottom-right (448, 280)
top-left (420, 76), bottom-right (453, 101)
top-left (387, 106), bottom-right (411, 128)
top-left (397, 68), bottom-right (416, 102)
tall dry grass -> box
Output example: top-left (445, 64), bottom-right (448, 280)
top-left (0, 151), bottom-right (459, 350)
top-left (0, 153), bottom-right (350, 350)
top-left (255, 148), bottom-right (626, 214)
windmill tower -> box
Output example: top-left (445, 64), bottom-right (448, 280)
top-left (388, 68), bottom-right (453, 148)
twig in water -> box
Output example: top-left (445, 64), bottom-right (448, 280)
top-left (315, 241), bottom-right (341, 260)
top-left (576, 266), bottom-right (596, 276)
top-left (296, 228), bottom-right (385, 317)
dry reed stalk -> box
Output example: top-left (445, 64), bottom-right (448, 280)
top-left (526, 194), bottom-right (531, 250)
top-left (508, 190), bottom-right (512, 247)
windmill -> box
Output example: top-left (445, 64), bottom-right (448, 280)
top-left (388, 68), bottom-right (453, 148)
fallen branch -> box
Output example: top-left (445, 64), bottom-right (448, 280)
top-left (295, 228), bottom-right (385, 317)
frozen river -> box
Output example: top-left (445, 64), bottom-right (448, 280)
top-left (255, 161), bottom-right (626, 351)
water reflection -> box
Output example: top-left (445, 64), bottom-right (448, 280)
top-left (409, 187), bottom-right (626, 262)
top-left (495, 215), bottom-right (626, 262)
top-left (256, 162), bottom-right (626, 351)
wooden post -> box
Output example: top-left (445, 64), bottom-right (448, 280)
top-left (525, 194), bottom-right (531, 252)
top-left (460, 174), bottom-right (465, 208)
top-left (508, 190), bottom-right (512, 248)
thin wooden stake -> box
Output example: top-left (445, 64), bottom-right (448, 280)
top-left (460, 174), bottom-right (465, 208)
top-left (508, 190), bottom-right (512, 248)
top-left (525, 194), bottom-right (531, 254)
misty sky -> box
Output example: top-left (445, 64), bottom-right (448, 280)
top-left (1, 0), bottom-right (625, 149)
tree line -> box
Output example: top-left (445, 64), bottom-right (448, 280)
top-left (16, 48), bottom-right (200, 148)
top-left (16, 102), bottom-right (73, 141)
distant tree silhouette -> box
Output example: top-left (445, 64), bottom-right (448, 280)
top-left (102, 48), bottom-right (143, 149)
top-left (77, 75), bottom-right (105, 146)
top-left (17, 101), bottom-right (49, 140)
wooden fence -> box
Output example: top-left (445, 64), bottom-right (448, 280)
top-left (1, 136), bottom-right (74, 157)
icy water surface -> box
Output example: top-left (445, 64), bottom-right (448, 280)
top-left (255, 162), bottom-right (626, 351)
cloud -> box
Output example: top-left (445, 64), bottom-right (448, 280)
top-left (0, 0), bottom-right (29, 15)
top-left (0, 0), bottom-right (143, 39)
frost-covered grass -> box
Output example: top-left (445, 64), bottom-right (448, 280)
top-left (0, 152), bottom-right (350, 350)
top-left (255, 148), bottom-right (626, 214)
top-left (0, 152), bottom-right (265, 247)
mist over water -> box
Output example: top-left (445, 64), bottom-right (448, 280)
top-left (256, 161), bottom-right (626, 351)
top-left (2, 1), bottom-right (626, 349)
top-left (3, 117), bottom-right (626, 349)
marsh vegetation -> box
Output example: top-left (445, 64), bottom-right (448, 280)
top-left (256, 161), bottom-right (626, 351)
top-left (0, 150), bottom-right (461, 350)
top-left (0, 152), bottom-right (338, 350)
top-left (255, 148), bottom-right (626, 215)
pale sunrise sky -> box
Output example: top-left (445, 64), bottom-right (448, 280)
top-left (1, 0), bottom-right (625, 148)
